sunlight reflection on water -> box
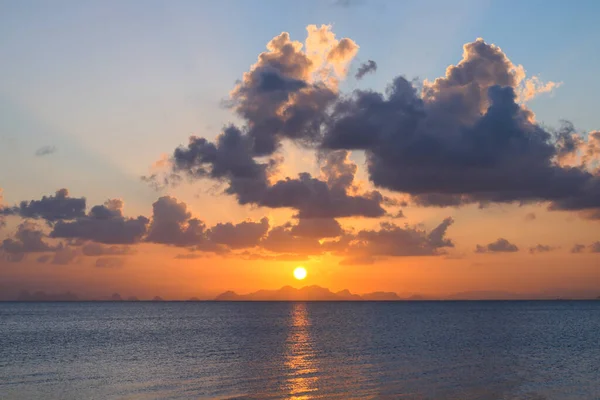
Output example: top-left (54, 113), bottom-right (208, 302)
top-left (1, 301), bottom-right (600, 399)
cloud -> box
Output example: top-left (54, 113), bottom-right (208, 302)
top-left (207, 218), bottom-right (269, 249)
top-left (171, 128), bottom-right (386, 218)
top-left (524, 212), bottom-right (536, 221)
top-left (145, 196), bottom-right (205, 247)
top-left (81, 243), bottom-right (134, 256)
top-left (51, 246), bottom-right (79, 265)
top-left (227, 25), bottom-right (356, 156)
top-left (571, 242), bottom-right (600, 253)
top-left (355, 60), bottom-right (377, 80)
top-left (340, 217), bottom-right (454, 260)
top-left (1, 222), bottom-right (60, 262)
top-left (95, 257), bottom-right (125, 268)
top-left (174, 253), bottom-right (207, 260)
top-left (518, 75), bottom-right (562, 102)
top-left (0, 188), bottom-right (12, 228)
top-left (475, 238), bottom-right (519, 253)
top-left (51, 199), bottom-right (149, 244)
top-left (289, 217), bottom-right (342, 238)
top-left (529, 244), bottom-right (556, 254)
top-left (238, 251), bottom-right (309, 262)
top-left (319, 38), bottom-right (600, 219)
top-left (16, 189), bottom-right (86, 222)
top-left (260, 224), bottom-right (323, 255)
top-left (35, 145), bottom-right (57, 157)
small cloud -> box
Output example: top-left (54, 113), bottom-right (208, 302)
top-left (589, 241), bottom-right (600, 253)
top-left (35, 145), bottom-right (57, 157)
top-left (174, 253), bottom-right (206, 260)
top-left (355, 60), bottom-right (377, 80)
top-left (95, 257), bottom-right (125, 268)
top-left (475, 238), bottom-right (519, 253)
top-left (524, 212), bottom-right (536, 221)
top-left (392, 210), bottom-right (405, 219)
top-left (529, 244), bottom-right (556, 254)
top-left (571, 244), bottom-right (586, 253)
top-left (332, 0), bottom-right (364, 7)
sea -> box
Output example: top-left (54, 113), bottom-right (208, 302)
top-left (1, 301), bottom-right (599, 400)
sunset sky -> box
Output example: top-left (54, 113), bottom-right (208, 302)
top-left (1, 0), bottom-right (599, 300)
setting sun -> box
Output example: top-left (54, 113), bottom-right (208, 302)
top-left (293, 267), bottom-right (307, 280)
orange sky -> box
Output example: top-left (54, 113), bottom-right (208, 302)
top-left (1, 25), bottom-right (599, 300)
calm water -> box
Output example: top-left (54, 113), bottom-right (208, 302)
top-left (1, 301), bottom-right (599, 400)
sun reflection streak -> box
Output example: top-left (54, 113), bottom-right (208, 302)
top-left (284, 303), bottom-right (319, 399)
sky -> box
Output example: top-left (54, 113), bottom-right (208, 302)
top-left (1, 0), bottom-right (599, 300)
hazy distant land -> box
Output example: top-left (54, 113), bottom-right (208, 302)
top-left (5, 287), bottom-right (600, 302)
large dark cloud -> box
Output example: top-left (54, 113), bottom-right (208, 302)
top-left (1, 222), bottom-right (59, 262)
top-left (51, 199), bottom-right (148, 244)
top-left (145, 196), bottom-right (206, 247)
top-left (228, 27), bottom-right (355, 155)
top-left (475, 238), bottom-right (519, 253)
top-left (18, 189), bottom-right (86, 222)
top-left (171, 128), bottom-right (386, 218)
top-left (319, 39), bottom-right (600, 218)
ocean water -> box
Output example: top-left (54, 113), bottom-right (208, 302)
top-left (0, 301), bottom-right (599, 400)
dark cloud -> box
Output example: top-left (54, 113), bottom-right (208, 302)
top-left (51, 246), bottom-right (79, 265)
top-left (529, 244), bottom-right (556, 254)
top-left (355, 60), bottom-right (377, 80)
top-left (338, 217), bottom-right (454, 263)
top-left (1, 222), bottom-right (59, 262)
top-left (319, 38), bottom-right (599, 218)
top-left (392, 210), bottom-right (406, 218)
top-left (51, 199), bottom-right (148, 244)
top-left (238, 251), bottom-right (309, 262)
top-left (228, 28), bottom-right (348, 156)
top-left (36, 254), bottom-right (52, 263)
top-left (35, 145), bottom-right (57, 157)
top-left (81, 243), bottom-right (133, 256)
top-left (289, 217), bottom-right (342, 238)
top-left (260, 224), bottom-right (323, 255)
top-left (171, 129), bottom-right (386, 218)
top-left (590, 241), bottom-right (600, 253)
top-left (571, 243), bottom-right (586, 253)
top-left (571, 242), bottom-right (600, 253)
top-left (524, 212), bottom-right (536, 221)
top-left (95, 257), bottom-right (125, 268)
top-left (207, 218), bottom-right (269, 249)
top-left (18, 189), bottom-right (86, 222)
top-left (174, 253), bottom-right (207, 260)
top-left (475, 238), bottom-right (519, 253)
top-left (145, 196), bottom-right (205, 247)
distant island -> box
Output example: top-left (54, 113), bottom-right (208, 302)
top-left (215, 285), bottom-right (405, 301)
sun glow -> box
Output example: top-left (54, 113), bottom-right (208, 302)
top-left (293, 266), bottom-right (307, 280)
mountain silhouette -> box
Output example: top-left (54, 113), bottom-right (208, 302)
top-left (214, 285), bottom-right (405, 301)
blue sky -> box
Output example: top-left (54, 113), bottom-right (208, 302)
top-left (1, 0), bottom-right (599, 211)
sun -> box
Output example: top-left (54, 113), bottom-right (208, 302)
top-left (293, 266), bottom-right (307, 280)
